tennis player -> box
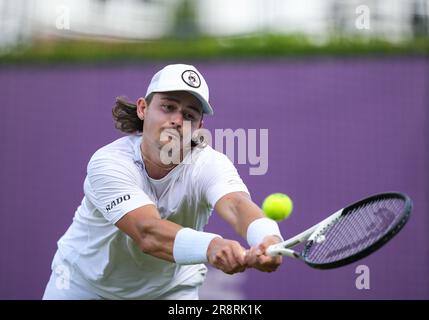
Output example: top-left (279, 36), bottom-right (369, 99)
top-left (43, 64), bottom-right (283, 300)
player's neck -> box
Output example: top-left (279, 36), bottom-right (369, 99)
top-left (140, 143), bottom-right (177, 180)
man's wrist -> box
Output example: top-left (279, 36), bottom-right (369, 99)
top-left (246, 218), bottom-right (284, 247)
top-left (173, 228), bottom-right (223, 265)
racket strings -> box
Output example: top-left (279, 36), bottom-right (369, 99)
top-left (327, 198), bottom-right (403, 258)
top-left (304, 197), bottom-right (406, 264)
top-left (312, 198), bottom-right (404, 261)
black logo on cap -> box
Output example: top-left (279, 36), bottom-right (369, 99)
top-left (181, 70), bottom-right (201, 88)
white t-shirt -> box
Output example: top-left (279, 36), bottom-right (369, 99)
top-left (54, 134), bottom-right (249, 299)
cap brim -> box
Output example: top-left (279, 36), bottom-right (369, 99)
top-left (148, 89), bottom-right (213, 115)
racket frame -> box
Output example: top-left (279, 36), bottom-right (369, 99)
top-left (266, 192), bottom-right (412, 269)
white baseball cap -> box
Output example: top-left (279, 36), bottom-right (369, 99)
top-left (145, 64), bottom-right (214, 115)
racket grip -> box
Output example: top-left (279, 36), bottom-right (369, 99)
top-left (266, 245), bottom-right (278, 256)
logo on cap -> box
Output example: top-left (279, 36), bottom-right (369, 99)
top-left (181, 70), bottom-right (201, 88)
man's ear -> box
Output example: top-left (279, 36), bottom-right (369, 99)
top-left (136, 97), bottom-right (147, 120)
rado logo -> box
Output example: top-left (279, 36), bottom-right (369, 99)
top-left (106, 194), bottom-right (131, 212)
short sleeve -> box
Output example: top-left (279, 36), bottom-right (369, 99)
top-left (85, 155), bottom-right (155, 224)
top-left (200, 152), bottom-right (250, 207)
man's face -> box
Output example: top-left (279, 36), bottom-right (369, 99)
top-left (140, 91), bottom-right (203, 152)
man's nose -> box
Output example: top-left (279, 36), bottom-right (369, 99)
top-left (170, 111), bottom-right (183, 127)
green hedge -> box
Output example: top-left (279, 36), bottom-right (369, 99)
top-left (1, 34), bottom-right (428, 64)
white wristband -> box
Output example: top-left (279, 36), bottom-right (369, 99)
top-left (246, 218), bottom-right (283, 247)
top-left (173, 228), bottom-right (222, 265)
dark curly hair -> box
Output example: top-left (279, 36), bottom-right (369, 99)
top-left (112, 94), bottom-right (153, 134)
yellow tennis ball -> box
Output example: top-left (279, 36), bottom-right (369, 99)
top-left (262, 193), bottom-right (293, 221)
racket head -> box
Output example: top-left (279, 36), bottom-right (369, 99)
top-left (301, 192), bottom-right (412, 269)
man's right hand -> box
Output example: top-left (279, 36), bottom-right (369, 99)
top-left (207, 238), bottom-right (248, 274)
top-left (245, 235), bottom-right (283, 272)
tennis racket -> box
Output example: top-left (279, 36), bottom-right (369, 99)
top-left (266, 192), bottom-right (412, 269)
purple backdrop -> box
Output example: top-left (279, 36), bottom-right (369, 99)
top-left (0, 58), bottom-right (428, 299)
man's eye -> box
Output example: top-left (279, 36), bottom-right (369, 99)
top-left (161, 105), bottom-right (174, 112)
top-left (184, 113), bottom-right (196, 121)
